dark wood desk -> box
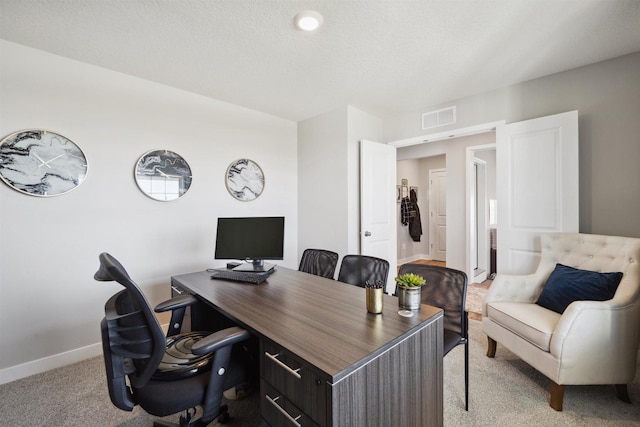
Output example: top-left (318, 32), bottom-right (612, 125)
top-left (172, 267), bottom-right (443, 427)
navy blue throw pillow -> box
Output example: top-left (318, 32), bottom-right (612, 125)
top-left (536, 264), bottom-right (623, 314)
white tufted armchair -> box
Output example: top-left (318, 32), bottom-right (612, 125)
top-left (482, 233), bottom-right (640, 411)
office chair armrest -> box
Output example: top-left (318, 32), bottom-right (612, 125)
top-left (155, 294), bottom-right (199, 337)
top-left (191, 326), bottom-right (251, 355)
top-left (154, 294), bottom-right (199, 313)
top-left (197, 326), bottom-right (252, 424)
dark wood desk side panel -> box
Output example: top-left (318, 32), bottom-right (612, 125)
top-left (329, 316), bottom-right (443, 427)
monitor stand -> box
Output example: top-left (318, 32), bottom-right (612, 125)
top-left (232, 260), bottom-right (276, 274)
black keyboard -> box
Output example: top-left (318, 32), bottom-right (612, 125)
top-left (210, 269), bottom-right (268, 284)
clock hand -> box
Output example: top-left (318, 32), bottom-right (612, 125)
top-left (42, 153), bottom-right (66, 167)
top-left (158, 170), bottom-right (181, 179)
top-left (33, 153), bottom-right (47, 167)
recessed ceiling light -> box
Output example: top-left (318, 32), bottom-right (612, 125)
top-left (294, 10), bottom-right (323, 31)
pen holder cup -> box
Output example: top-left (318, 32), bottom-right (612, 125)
top-left (366, 287), bottom-right (384, 314)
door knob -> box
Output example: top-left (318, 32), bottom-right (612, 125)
top-left (364, 231), bottom-right (372, 237)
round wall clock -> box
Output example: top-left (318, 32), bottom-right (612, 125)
top-left (135, 149), bottom-right (192, 201)
top-left (225, 158), bottom-right (264, 201)
top-left (0, 129), bottom-right (88, 197)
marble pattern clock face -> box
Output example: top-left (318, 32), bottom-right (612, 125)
top-left (135, 149), bottom-right (192, 201)
top-left (226, 158), bottom-right (264, 201)
top-left (0, 129), bottom-right (88, 197)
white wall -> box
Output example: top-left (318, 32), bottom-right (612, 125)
top-left (0, 41), bottom-right (298, 383)
top-left (297, 105), bottom-right (383, 261)
top-left (298, 107), bottom-right (348, 258)
top-left (386, 52), bottom-right (640, 239)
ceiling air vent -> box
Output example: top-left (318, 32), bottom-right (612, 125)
top-left (422, 106), bottom-right (456, 130)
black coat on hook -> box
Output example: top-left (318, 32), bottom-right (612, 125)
top-left (408, 188), bottom-right (422, 242)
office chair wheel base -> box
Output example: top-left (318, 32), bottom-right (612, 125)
top-left (217, 405), bottom-right (230, 424)
top-left (175, 407), bottom-right (195, 427)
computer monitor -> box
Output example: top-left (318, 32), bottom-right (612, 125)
top-left (214, 216), bottom-right (285, 272)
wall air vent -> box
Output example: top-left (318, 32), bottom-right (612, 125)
top-left (422, 106), bottom-right (456, 130)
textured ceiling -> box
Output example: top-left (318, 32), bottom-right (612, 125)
top-left (2, 0), bottom-right (640, 122)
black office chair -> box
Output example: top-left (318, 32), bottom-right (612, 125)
top-left (94, 252), bottom-right (252, 426)
top-left (298, 248), bottom-right (339, 279)
top-left (397, 263), bottom-right (469, 411)
top-left (337, 254), bottom-right (389, 287)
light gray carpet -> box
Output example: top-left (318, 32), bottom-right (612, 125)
top-left (1, 320), bottom-right (639, 426)
top-left (0, 357), bottom-right (260, 427)
top-left (446, 321), bottom-right (640, 426)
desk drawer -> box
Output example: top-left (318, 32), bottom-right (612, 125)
top-left (261, 380), bottom-right (320, 427)
top-left (261, 341), bottom-right (326, 425)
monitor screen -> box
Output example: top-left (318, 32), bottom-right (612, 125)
top-left (214, 216), bottom-right (285, 272)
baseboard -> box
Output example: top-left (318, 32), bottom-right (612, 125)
top-left (0, 322), bottom-right (171, 385)
top-left (397, 253), bottom-right (431, 265)
top-left (0, 342), bottom-right (103, 385)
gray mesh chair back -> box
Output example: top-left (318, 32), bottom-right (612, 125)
top-left (397, 263), bottom-right (469, 410)
top-left (299, 249), bottom-right (339, 279)
top-left (337, 255), bottom-right (389, 287)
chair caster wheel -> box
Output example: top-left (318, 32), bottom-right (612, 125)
top-left (217, 405), bottom-right (230, 424)
top-left (218, 411), bottom-right (229, 424)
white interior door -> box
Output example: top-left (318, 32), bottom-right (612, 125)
top-left (429, 169), bottom-right (446, 262)
top-left (497, 110), bottom-right (579, 274)
top-left (360, 140), bottom-right (397, 291)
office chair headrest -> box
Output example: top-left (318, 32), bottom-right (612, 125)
top-left (94, 252), bottom-right (132, 282)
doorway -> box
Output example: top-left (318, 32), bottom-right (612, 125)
top-left (468, 150), bottom-right (494, 282)
top-left (396, 156), bottom-right (445, 266)
top-left (466, 145), bottom-right (496, 283)
top-left (392, 124), bottom-right (500, 277)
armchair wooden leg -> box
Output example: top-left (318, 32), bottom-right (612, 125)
top-left (550, 381), bottom-right (565, 411)
top-left (615, 384), bottom-right (632, 403)
top-left (486, 337), bottom-right (497, 358)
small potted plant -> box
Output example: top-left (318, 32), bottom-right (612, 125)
top-left (395, 273), bottom-right (426, 310)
